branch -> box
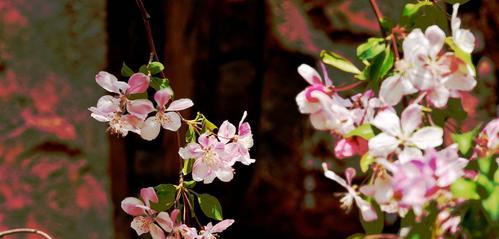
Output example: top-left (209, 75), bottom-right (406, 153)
top-left (368, 0), bottom-right (400, 60)
top-left (0, 228), bottom-right (53, 239)
top-left (135, 0), bottom-right (167, 79)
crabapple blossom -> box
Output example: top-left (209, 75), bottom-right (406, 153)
top-left (178, 133), bottom-right (234, 184)
top-left (89, 71), bottom-right (155, 136)
top-left (140, 89), bottom-right (194, 141)
top-left (368, 104), bottom-right (443, 159)
top-left (198, 219), bottom-right (235, 239)
top-left (334, 137), bottom-right (368, 159)
top-left (322, 163), bottom-right (377, 221)
top-left (121, 187), bottom-right (174, 239)
top-left (157, 209), bottom-right (198, 239)
top-left (218, 111), bottom-right (255, 165)
top-left (379, 60), bottom-right (418, 106)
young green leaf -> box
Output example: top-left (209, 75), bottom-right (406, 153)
top-left (360, 153), bottom-right (375, 173)
top-left (197, 193), bottom-right (223, 220)
top-left (357, 38), bottom-right (385, 61)
top-left (402, 2), bottom-right (432, 18)
top-left (183, 180), bottom-right (196, 189)
top-left (185, 125), bottom-right (196, 143)
top-left (150, 184), bottom-right (177, 212)
top-left (121, 62), bottom-right (134, 77)
top-left (139, 64), bottom-right (148, 74)
top-left (344, 124), bottom-right (375, 140)
top-left (481, 186), bottom-right (498, 222)
top-left (128, 92), bottom-right (148, 100)
top-left (451, 124), bottom-right (482, 155)
top-left (150, 76), bottom-right (173, 92)
top-left (320, 50), bottom-right (361, 74)
top-left (148, 61), bottom-right (165, 75)
top-left (450, 178), bottom-right (480, 200)
top-left (202, 118), bottom-right (218, 132)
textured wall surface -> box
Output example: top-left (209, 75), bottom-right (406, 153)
top-left (0, 0), bottom-right (111, 238)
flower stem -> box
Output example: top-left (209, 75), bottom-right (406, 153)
top-left (368, 0), bottom-right (400, 60)
top-left (0, 228), bottom-right (53, 239)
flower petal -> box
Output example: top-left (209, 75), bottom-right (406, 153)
top-left (425, 25), bottom-right (446, 58)
top-left (298, 64), bottom-right (322, 85)
top-left (131, 216), bottom-right (151, 235)
top-left (127, 99), bottom-right (155, 119)
top-left (161, 112), bottom-right (182, 131)
top-left (428, 85), bottom-right (450, 108)
top-left (127, 73), bottom-right (150, 94)
top-left (354, 196), bottom-right (378, 222)
top-left (371, 110), bottom-right (402, 137)
top-left (322, 163), bottom-right (348, 189)
top-left (368, 133), bottom-right (399, 157)
top-left (178, 143), bottom-right (204, 159)
top-left (154, 89), bottom-right (171, 107)
top-left (121, 197), bottom-right (146, 216)
top-left (398, 147), bottom-right (423, 164)
top-left (215, 167), bottom-right (234, 182)
top-left (410, 127), bottom-right (443, 149)
top-left (166, 98), bottom-right (193, 111)
top-left (149, 223), bottom-right (166, 239)
top-left (218, 120), bottom-right (236, 144)
top-left (96, 71), bottom-right (129, 93)
top-left (379, 74), bottom-right (415, 106)
top-left (155, 212), bottom-right (174, 233)
top-left (140, 187), bottom-right (158, 205)
top-left (211, 219), bottom-right (235, 233)
top-left (401, 104), bottom-right (422, 136)
top-left (140, 116), bottom-right (161, 141)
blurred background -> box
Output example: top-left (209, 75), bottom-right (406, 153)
top-left (0, 0), bottom-right (497, 238)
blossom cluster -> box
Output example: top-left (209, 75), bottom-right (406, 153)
top-left (89, 63), bottom-right (255, 237)
top-left (297, 3), bottom-right (498, 238)
top-left (121, 187), bottom-right (234, 239)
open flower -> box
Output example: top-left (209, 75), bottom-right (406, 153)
top-left (121, 187), bottom-right (175, 239)
top-left (322, 163), bottom-right (377, 221)
top-left (475, 118), bottom-right (499, 157)
top-left (89, 71), bottom-right (155, 136)
top-left (217, 111), bottom-right (255, 165)
top-left (379, 59), bottom-right (418, 106)
top-left (157, 209), bottom-right (198, 239)
top-left (140, 89), bottom-right (194, 141)
top-left (198, 219), bottom-right (235, 239)
top-left (368, 104), bottom-right (443, 159)
top-left (179, 133), bottom-right (234, 184)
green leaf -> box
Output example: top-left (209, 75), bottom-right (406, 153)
top-left (477, 155), bottom-right (495, 176)
top-left (150, 184), bottom-right (177, 212)
top-left (451, 124), bottom-right (482, 155)
top-left (476, 174), bottom-right (494, 194)
top-left (128, 92), bottom-right (148, 100)
top-left (451, 178), bottom-right (480, 200)
top-left (183, 180), bottom-right (196, 189)
top-left (360, 153), bottom-right (375, 173)
top-left (402, 2), bottom-right (433, 18)
top-left (373, 46), bottom-right (394, 80)
top-left (139, 64), bottom-right (148, 74)
top-left (414, 5), bottom-right (449, 31)
top-left (360, 203), bottom-right (384, 234)
top-left (481, 186), bottom-right (499, 221)
top-left (121, 62), bottom-right (134, 77)
top-left (182, 158), bottom-right (195, 175)
top-left (148, 61), bottom-right (165, 75)
top-left (357, 38), bottom-right (385, 61)
top-left (320, 50), bottom-right (361, 74)
top-left (344, 124), bottom-right (375, 140)
top-left (431, 98), bottom-right (467, 126)
top-left (445, 37), bottom-right (476, 74)
top-left (197, 193), bottom-right (223, 220)
top-left (150, 76), bottom-right (173, 92)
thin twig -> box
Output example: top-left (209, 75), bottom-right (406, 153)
top-left (135, 0), bottom-right (167, 79)
top-left (368, 0), bottom-right (387, 37)
top-left (0, 228), bottom-right (53, 239)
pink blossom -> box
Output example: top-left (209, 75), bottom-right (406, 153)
top-left (178, 133), bottom-right (234, 184)
top-left (218, 111), bottom-right (255, 165)
top-left (322, 163), bottom-right (377, 221)
top-left (334, 137), bottom-right (368, 159)
top-left (121, 187), bottom-right (175, 239)
top-left (475, 118), bottom-right (499, 157)
top-left (198, 219), bottom-right (235, 239)
top-left (158, 209), bottom-right (198, 239)
top-left (141, 89), bottom-right (194, 141)
top-left (89, 71), bottom-right (155, 136)
top-left (368, 104), bottom-right (443, 158)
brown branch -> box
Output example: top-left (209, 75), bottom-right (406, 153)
top-left (0, 228), bottom-right (53, 239)
top-left (135, 0), bottom-right (167, 79)
top-left (368, 0), bottom-right (387, 37)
